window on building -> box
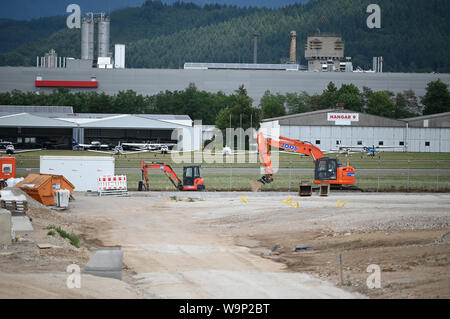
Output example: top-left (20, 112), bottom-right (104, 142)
top-left (336, 140), bottom-right (341, 145)
top-left (425, 141), bottom-right (430, 147)
top-left (315, 140), bottom-right (321, 145)
top-left (357, 141), bottom-right (363, 145)
top-left (399, 141), bottom-right (404, 146)
top-left (378, 141), bottom-right (384, 146)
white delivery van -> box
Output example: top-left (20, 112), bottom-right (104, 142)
top-left (40, 156), bottom-right (115, 191)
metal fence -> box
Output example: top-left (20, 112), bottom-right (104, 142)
top-left (14, 158), bottom-right (450, 192)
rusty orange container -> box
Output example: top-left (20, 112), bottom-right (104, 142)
top-left (0, 157), bottom-right (16, 180)
top-left (16, 174), bottom-right (75, 206)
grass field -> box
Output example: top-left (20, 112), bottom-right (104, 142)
top-left (13, 150), bottom-right (450, 169)
top-left (124, 172), bottom-right (450, 192)
top-left (12, 150), bottom-right (450, 192)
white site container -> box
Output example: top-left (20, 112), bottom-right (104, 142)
top-left (54, 189), bottom-right (70, 208)
top-left (40, 156), bottom-right (115, 192)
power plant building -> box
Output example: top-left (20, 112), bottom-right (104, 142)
top-left (305, 33), bottom-right (345, 72)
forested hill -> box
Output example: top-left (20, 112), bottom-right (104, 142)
top-left (1, 0), bottom-right (449, 72)
top-left (1, 0), bottom-right (308, 20)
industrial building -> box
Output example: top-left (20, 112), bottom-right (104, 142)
top-left (0, 105), bottom-right (201, 151)
top-left (260, 108), bottom-right (450, 153)
top-left (304, 33), bottom-right (345, 72)
top-left (3, 17), bottom-right (447, 106)
top-left (1, 66), bottom-right (449, 106)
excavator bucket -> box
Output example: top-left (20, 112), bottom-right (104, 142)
top-left (250, 180), bottom-right (263, 192)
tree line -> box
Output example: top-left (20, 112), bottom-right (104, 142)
top-left (0, 79), bottom-right (448, 129)
top-left (260, 79), bottom-right (450, 119)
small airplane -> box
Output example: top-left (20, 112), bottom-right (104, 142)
top-left (87, 142), bottom-right (151, 156)
top-left (338, 144), bottom-right (404, 157)
top-left (122, 141), bottom-right (175, 154)
top-left (324, 147), bottom-right (359, 156)
top-left (0, 140), bottom-right (14, 148)
top-left (72, 139), bottom-right (111, 151)
top-left (0, 144), bottom-right (42, 155)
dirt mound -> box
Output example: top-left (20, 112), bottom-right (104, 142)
top-left (2, 187), bottom-right (49, 210)
top-left (0, 187), bottom-right (59, 223)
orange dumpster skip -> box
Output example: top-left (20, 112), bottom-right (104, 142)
top-left (16, 174), bottom-right (75, 206)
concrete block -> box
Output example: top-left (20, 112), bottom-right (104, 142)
top-left (85, 246), bottom-right (123, 280)
top-left (0, 208), bottom-right (12, 245)
top-left (11, 216), bottom-right (34, 233)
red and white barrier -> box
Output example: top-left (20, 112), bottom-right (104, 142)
top-left (98, 175), bottom-right (128, 192)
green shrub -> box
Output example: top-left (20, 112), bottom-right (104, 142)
top-left (46, 225), bottom-right (80, 248)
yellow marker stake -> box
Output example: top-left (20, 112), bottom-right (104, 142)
top-left (336, 200), bottom-right (341, 207)
top-left (287, 201), bottom-right (296, 208)
top-left (240, 196), bottom-right (248, 203)
top-left (296, 201), bottom-right (300, 208)
top-left (341, 200), bottom-right (348, 207)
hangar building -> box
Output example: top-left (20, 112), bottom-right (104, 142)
top-left (0, 105), bottom-right (201, 151)
top-left (260, 109), bottom-right (450, 153)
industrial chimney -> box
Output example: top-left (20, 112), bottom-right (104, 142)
top-left (97, 13), bottom-right (110, 59)
top-left (81, 13), bottom-right (94, 60)
top-left (289, 31), bottom-right (297, 64)
top-left (253, 31), bottom-right (259, 64)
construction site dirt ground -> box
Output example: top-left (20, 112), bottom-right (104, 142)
top-left (1, 191), bottom-right (449, 298)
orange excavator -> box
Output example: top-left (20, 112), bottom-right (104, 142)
top-left (139, 161), bottom-right (205, 191)
top-left (256, 132), bottom-right (355, 187)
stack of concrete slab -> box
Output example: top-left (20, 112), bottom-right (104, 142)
top-left (0, 190), bottom-right (28, 213)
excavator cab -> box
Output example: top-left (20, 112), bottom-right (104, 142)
top-left (314, 157), bottom-right (355, 185)
top-left (182, 165), bottom-right (204, 190)
top-left (315, 158), bottom-right (337, 181)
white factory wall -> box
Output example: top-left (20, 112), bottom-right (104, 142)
top-left (274, 125), bottom-right (450, 153)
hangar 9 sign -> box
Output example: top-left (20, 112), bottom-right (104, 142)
top-left (327, 113), bottom-right (359, 125)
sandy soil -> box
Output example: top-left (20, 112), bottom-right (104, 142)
top-left (186, 192), bottom-right (450, 298)
top-left (0, 189), bottom-right (142, 299)
top-left (71, 194), bottom-right (362, 298)
top-left (1, 190), bottom-right (449, 299)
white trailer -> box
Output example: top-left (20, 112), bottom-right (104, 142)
top-left (40, 156), bottom-right (115, 191)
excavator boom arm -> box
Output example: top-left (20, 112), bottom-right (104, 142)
top-left (141, 161), bottom-right (183, 190)
top-left (257, 132), bottom-right (325, 183)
